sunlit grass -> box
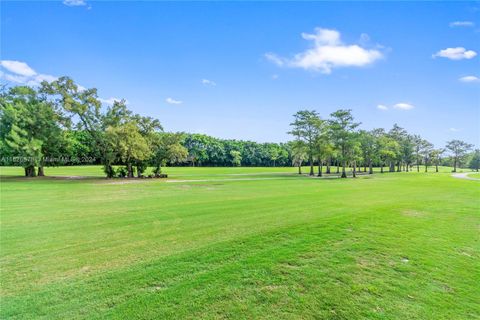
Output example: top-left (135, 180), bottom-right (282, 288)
top-left (1, 166), bottom-right (479, 319)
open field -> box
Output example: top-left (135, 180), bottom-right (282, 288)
top-left (1, 166), bottom-right (479, 319)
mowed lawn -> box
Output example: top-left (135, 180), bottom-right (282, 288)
top-left (0, 166), bottom-right (479, 319)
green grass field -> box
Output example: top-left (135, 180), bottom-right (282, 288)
top-left (467, 172), bottom-right (480, 179)
top-left (1, 166), bottom-right (479, 319)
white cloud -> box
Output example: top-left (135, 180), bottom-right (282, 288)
top-left (271, 74), bottom-right (279, 80)
top-left (459, 75), bottom-right (480, 82)
top-left (265, 53), bottom-right (285, 66)
top-left (99, 97), bottom-right (128, 105)
top-left (377, 104), bottom-right (388, 110)
top-left (0, 60), bottom-right (128, 107)
top-left (433, 47), bottom-right (477, 60)
top-left (166, 97), bottom-right (182, 105)
top-left (3, 73), bottom-right (28, 83)
top-left (449, 127), bottom-right (461, 132)
top-left (0, 60), bottom-right (60, 86)
top-left (265, 28), bottom-right (383, 74)
top-left (63, 0), bottom-right (87, 6)
top-left (201, 79), bottom-right (216, 86)
top-left (34, 74), bottom-right (57, 83)
top-left (449, 21), bottom-right (475, 27)
top-left (0, 60), bottom-right (36, 77)
top-left (393, 103), bottom-right (414, 110)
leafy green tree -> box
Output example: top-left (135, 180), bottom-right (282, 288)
top-left (268, 146), bottom-right (280, 167)
top-left (358, 130), bottom-right (378, 174)
top-left (328, 109), bottom-right (360, 178)
top-left (401, 134), bottom-right (415, 172)
top-left (0, 86), bottom-right (66, 176)
top-left (430, 148), bottom-right (444, 173)
top-left (105, 121), bottom-right (151, 178)
top-left (349, 134), bottom-right (363, 178)
top-left (289, 110), bottom-right (323, 176)
top-left (413, 135), bottom-right (425, 172)
top-left (40, 77), bottom-right (116, 176)
top-left (152, 132), bottom-right (188, 175)
top-left (421, 141), bottom-right (433, 172)
top-left (184, 134), bottom-right (209, 166)
top-left (469, 149), bottom-right (480, 172)
top-left (313, 119), bottom-right (329, 177)
top-left (446, 140), bottom-right (473, 172)
top-left (378, 134), bottom-right (400, 173)
top-left (290, 140), bottom-right (307, 174)
top-left (388, 124), bottom-right (408, 172)
top-left (230, 150), bottom-right (242, 167)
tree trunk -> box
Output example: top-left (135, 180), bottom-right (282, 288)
top-left (336, 161), bottom-right (340, 174)
top-left (368, 159), bottom-right (373, 174)
top-left (406, 163), bottom-right (409, 172)
top-left (453, 158), bottom-right (457, 172)
top-left (435, 163), bottom-right (438, 172)
top-left (309, 155), bottom-right (314, 176)
top-left (397, 162), bottom-right (401, 172)
top-left (317, 160), bottom-right (322, 177)
top-left (389, 162), bottom-right (394, 172)
top-left (298, 165), bottom-right (302, 175)
top-left (104, 164), bottom-right (114, 178)
top-left (353, 160), bottom-right (357, 178)
top-left (25, 166), bottom-right (36, 177)
top-left (341, 161), bottom-right (347, 178)
top-left (381, 163), bottom-right (384, 173)
top-left (417, 158), bottom-right (420, 172)
top-left (127, 163), bottom-right (134, 178)
top-left (37, 166), bottom-right (45, 177)
top-left (326, 158), bottom-right (331, 174)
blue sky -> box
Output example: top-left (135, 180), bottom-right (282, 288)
top-left (1, 1), bottom-right (479, 147)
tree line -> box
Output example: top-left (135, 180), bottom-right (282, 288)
top-left (0, 77), bottom-right (478, 177)
top-left (0, 77), bottom-right (292, 177)
top-left (288, 109), bottom-right (478, 177)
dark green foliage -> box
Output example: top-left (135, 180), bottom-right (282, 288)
top-left (0, 78), bottom-right (476, 177)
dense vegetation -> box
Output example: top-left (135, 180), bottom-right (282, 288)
top-left (0, 77), bottom-right (478, 177)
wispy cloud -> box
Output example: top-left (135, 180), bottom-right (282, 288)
top-left (433, 47), bottom-right (477, 60)
top-left (449, 127), bottom-right (461, 132)
top-left (63, 0), bottom-right (87, 6)
top-left (265, 53), bottom-right (285, 66)
top-left (0, 60), bottom-right (121, 104)
top-left (0, 60), bottom-right (36, 77)
top-left (449, 21), bottom-right (475, 27)
top-left (0, 60), bottom-right (57, 86)
top-left (166, 97), bottom-right (182, 105)
top-left (393, 103), bottom-right (414, 110)
top-left (201, 79), bottom-right (216, 86)
top-left (377, 103), bottom-right (414, 111)
top-left (271, 74), bottom-right (279, 80)
top-left (265, 28), bottom-right (383, 74)
top-left (459, 75), bottom-right (480, 83)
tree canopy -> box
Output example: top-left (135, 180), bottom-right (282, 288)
top-left (0, 77), bottom-right (477, 178)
